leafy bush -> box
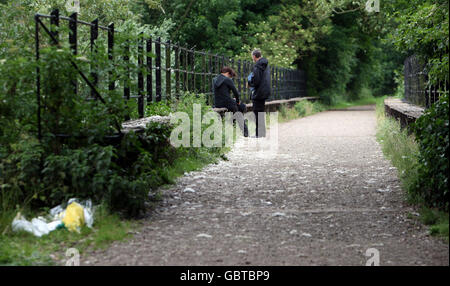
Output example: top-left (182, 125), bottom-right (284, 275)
top-left (412, 93), bottom-right (449, 211)
top-left (0, 1), bottom-right (183, 218)
top-left (146, 101), bottom-right (173, 116)
top-left (0, 124), bottom-right (175, 218)
top-left (0, 87), bottom-right (226, 219)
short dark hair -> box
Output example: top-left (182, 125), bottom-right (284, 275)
top-left (220, 66), bottom-right (237, 77)
top-left (252, 49), bottom-right (262, 58)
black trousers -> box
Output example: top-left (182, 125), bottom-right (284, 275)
top-left (252, 99), bottom-right (266, 137)
top-left (221, 101), bottom-right (248, 137)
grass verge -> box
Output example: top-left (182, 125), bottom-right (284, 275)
top-left (0, 93), bottom-right (229, 266)
top-left (375, 97), bottom-right (449, 242)
top-left (0, 205), bottom-right (137, 265)
top-left (0, 146), bottom-right (225, 266)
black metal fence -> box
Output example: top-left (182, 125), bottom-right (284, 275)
top-left (34, 10), bottom-right (307, 138)
top-left (404, 55), bottom-right (449, 108)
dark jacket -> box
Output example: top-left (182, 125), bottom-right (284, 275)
top-left (213, 74), bottom-right (240, 110)
top-left (249, 57), bottom-right (271, 101)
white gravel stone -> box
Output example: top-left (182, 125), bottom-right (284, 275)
top-left (196, 233), bottom-right (212, 238)
top-left (272, 212), bottom-right (286, 217)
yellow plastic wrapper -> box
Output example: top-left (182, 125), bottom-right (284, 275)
top-left (62, 202), bottom-right (85, 232)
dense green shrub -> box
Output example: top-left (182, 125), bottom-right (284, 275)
top-left (0, 90), bottom-right (223, 217)
top-left (0, 123), bottom-right (176, 218)
top-left (0, 2), bottom-right (221, 218)
top-left (412, 93), bottom-right (449, 211)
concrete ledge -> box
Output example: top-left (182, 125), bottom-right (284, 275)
top-left (213, 96), bottom-right (319, 115)
top-left (122, 115), bottom-right (171, 134)
top-left (121, 96), bottom-right (320, 133)
top-left (384, 97), bottom-right (424, 128)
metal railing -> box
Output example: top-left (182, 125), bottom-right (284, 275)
top-left (404, 55), bottom-right (449, 108)
top-left (34, 10), bottom-right (307, 139)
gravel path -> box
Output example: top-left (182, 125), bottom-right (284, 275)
top-left (84, 105), bottom-right (449, 266)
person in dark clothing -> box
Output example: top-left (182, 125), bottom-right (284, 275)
top-left (248, 49), bottom-right (271, 137)
top-left (213, 67), bottom-right (248, 137)
top-left (213, 67), bottom-right (240, 111)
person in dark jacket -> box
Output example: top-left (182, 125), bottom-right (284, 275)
top-left (213, 67), bottom-right (248, 137)
top-left (213, 67), bottom-right (240, 111)
top-left (248, 49), bottom-right (271, 137)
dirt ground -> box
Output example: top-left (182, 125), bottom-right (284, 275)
top-left (82, 105), bottom-right (449, 266)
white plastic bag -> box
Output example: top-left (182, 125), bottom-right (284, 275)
top-left (11, 198), bottom-right (95, 237)
top-left (11, 213), bottom-right (62, 237)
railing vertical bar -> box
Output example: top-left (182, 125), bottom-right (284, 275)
top-left (146, 38), bottom-right (152, 102)
top-left (69, 13), bottom-right (78, 95)
top-left (202, 51), bottom-right (206, 95)
top-left (215, 54), bottom-right (219, 75)
top-left (275, 67), bottom-right (279, 100)
top-left (138, 33), bottom-right (144, 118)
top-left (35, 15), bottom-right (41, 141)
top-left (271, 64), bottom-right (275, 100)
top-left (165, 40), bottom-right (171, 101)
top-left (184, 49), bottom-right (188, 91)
top-left (237, 60), bottom-right (242, 95)
top-left (50, 9), bottom-right (59, 41)
top-left (90, 19), bottom-right (99, 99)
top-left (243, 60), bottom-right (247, 102)
top-left (279, 68), bottom-right (282, 99)
top-left (246, 61), bottom-right (253, 102)
top-left (192, 48), bottom-right (196, 92)
top-left (108, 23), bottom-right (115, 91)
top-left (155, 37), bottom-right (162, 102)
top-left (209, 52), bottom-right (213, 106)
top-left (123, 40), bottom-right (130, 120)
top-left (175, 44), bottom-right (180, 98)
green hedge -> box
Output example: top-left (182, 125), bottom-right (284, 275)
top-left (412, 93), bottom-right (449, 211)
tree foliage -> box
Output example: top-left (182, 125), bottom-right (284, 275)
top-left (384, 0), bottom-right (449, 84)
top-left (1, 0), bottom-right (448, 215)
